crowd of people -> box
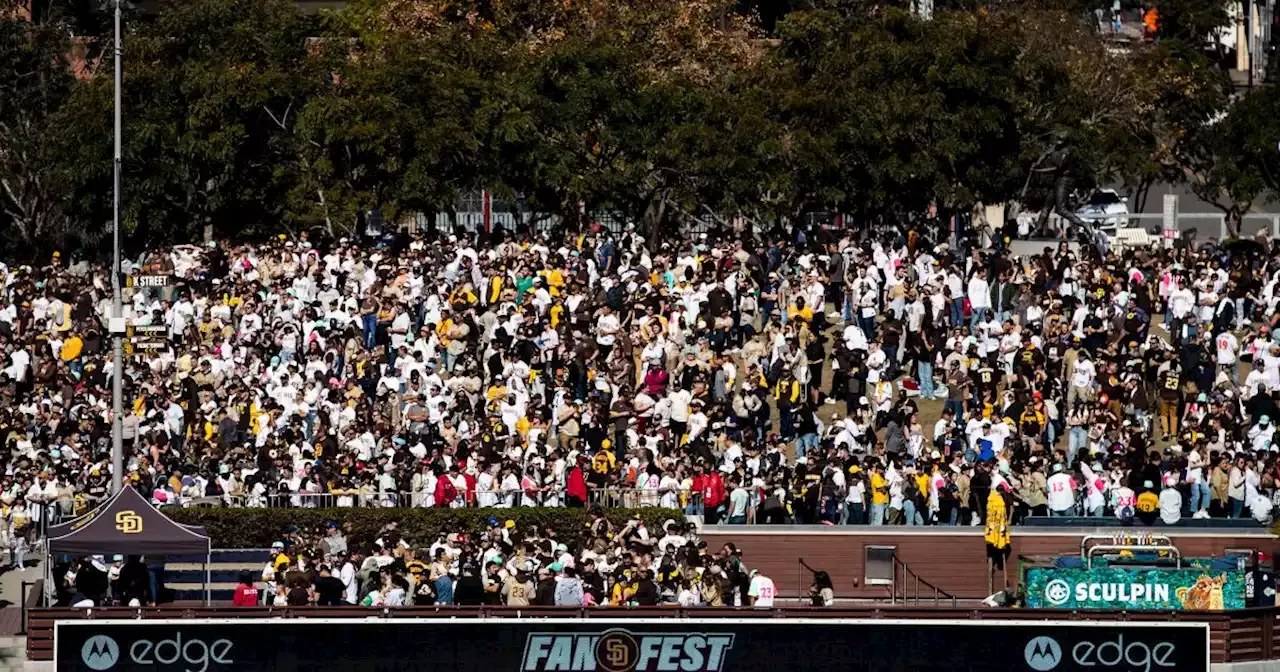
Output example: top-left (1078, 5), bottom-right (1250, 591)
top-left (3, 216), bottom-right (1280, 557)
top-left (251, 514), bottom-right (801, 608)
top-left (59, 512), bottom-right (822, 609)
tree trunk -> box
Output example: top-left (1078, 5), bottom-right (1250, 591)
top-left (1225, 209), bottom-right (1243, 239)
top-left (1133, 179), bottom-right (1152, 214)
top-left (317, 188), bottom-right (335, 238)
top-left (643, 191), bottom-right (669, 254)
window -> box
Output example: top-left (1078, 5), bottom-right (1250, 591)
top-left (865, 545), bottom-right (896, 586)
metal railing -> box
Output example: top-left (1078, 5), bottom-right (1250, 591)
top-left (888, 552), bottom-right (957, 608)
top-left (1041, 211), bottom-right (1280, 239)
top-left (168, 488), bottom-right (683, 511)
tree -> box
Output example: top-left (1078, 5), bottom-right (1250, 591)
top-left (60, 0), bottom-right (322, 248)
top-left (1186, 86), bottom-right (1280, 236)
top-left (476, 0), bottom-right (764, 245)
top-left (0, 15), bottom-right (86, 256)
top-left (769, 6), bottom-right (1066, 228)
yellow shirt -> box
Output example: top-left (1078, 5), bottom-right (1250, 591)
top-left (544, 269), bottom-right (565, 295)
top-left (550, 304), bottom-right (564, 328)
top-left (60, 336), bottom-right (83, 361)
top-left (448, 289), bottom-right (476, 306)
top-left (1136, 491), bottom-right (1159, 513)
top-left (787, 305), bottom-right (813, 323)
top-left (610, 581), bottom-right (637, 605)
top-left (437, 318), bottom-right (455, 345)
top-left (871, 473), bottom-right (889, 505)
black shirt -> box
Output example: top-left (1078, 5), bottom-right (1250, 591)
top-left (314, 576), bottom-right (346, 605)
top-left (631, 580), bottom-right (660, 606)
top-left (454, 575), bottom-right (485, 605)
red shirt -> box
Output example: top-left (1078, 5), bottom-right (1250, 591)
top-left (704, 473), bottom-right (727, 508)
top-left (232, 584), bottom-right (259, 607)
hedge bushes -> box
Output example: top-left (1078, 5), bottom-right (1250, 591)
top-left (166, 507), bottom-right (682, 550)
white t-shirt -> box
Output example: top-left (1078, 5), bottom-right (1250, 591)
top-left (748, 575), bottom-right (777, 607)
top-left (596, 313), bottom-right (620, 346)
top-left (1070, 359), bottom-right (1096, 389)
top-left (668, 390), bottom-right (693, 423)
top-left (1216, 332), bottom-right (1239, 365)
top-left (390, 312), bottom-right (411, 348)
top-left (1113, 487), bottom-right (1136, 518)
top-left (1159, 488), bottom-right (1183, 525)
top-left (1046, 473), bottom-right (1075, 512)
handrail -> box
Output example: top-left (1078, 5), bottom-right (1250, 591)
top-left (1086, 544), bottom-right (1182, 569)
top-left (1080, 532), bottom-right (1176, 557)
top-left (889, 552), bottom-right (957, 607)
top-left (18, 579), bottom-right (39, 636)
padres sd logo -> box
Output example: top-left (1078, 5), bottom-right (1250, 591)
top-left (115, 510), bottom-right (143, 534)
top-left (595, 630), bottom-right (640, 672)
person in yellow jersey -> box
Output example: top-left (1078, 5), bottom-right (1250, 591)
top-left (1135, 479), bottom-right (1161, 525)
top-left (869, 461), bottom-right (890, 525)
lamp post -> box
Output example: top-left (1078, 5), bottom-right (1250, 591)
top-left (110, 0), bottom-right (124, 493)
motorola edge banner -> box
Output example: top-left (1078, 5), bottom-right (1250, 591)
top-left (56, 617), bottom-right (1210, 671)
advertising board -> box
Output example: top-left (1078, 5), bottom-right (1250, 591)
top-left (56, 617), bottom-right (1210, 672)
top-left (1024, 567), bottom-right (1247, 610)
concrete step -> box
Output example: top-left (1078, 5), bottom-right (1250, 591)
top-left (0, 636), bottom-right (26, 670)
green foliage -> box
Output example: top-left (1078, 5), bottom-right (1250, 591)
top-left (166, 506), bottom-right (681, 549)
top-left (1186, 85), bottom-right (1280, 231)
top-left (772, 7), bottom-right (1051, 219)
top-left (0, 0), bottom-right (1270, 254)
top-left (0, 15), bottom-right (89, 256)
top-left (1155, 0), bottom-right (1233, 47)
top-left (288, 22), bottom-right (504, 235)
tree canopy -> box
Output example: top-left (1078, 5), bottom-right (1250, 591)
top-left (0, 0), bottom-right (1267, 256)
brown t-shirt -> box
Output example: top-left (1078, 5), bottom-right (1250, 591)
top-left (286, 586), bottom-right (310, 606)
top-left (503, 577), bottom-right (534, 606)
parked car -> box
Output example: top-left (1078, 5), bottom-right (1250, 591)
top-left (1075, 189), bottom-right (1130, 232)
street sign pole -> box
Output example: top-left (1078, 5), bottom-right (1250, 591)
top-left (110, 0), bottom-right (124, 494)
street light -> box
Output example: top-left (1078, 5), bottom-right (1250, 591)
top-left (110, 0), bottom-right (124, 493)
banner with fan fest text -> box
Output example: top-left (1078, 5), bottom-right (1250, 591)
top-left (56, 617), bottom-right (1210, 672)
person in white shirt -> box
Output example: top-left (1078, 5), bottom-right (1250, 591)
top-left (595, 306), bottom-right (621, 359)
top-left (747, 569), bottom-right (776, 607)
top-left (1080, 462), bottom-right (1108, 517)
top-left (1168, 283), bottom-right (1195, 322)
top-left (667, 388), bottom-right (693, 438)
top-left (1067, 353), bottom-right (1096, 409)
top-left (1186, 448), bottom-right (1209, 518)
top-left (1113, 483), bottom-right (1136, 520)
top-left (1045, 464), bottom-right (1076, 516)
top-left (1216, 331), bottom-right (1239, 385)
top-left (966, 268), bottom-right (990, 330)
top-left (1158, 485), bottom-right (1183, 525)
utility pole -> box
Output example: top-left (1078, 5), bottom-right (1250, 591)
top-left (110, 0), bottom-right (125, 493)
